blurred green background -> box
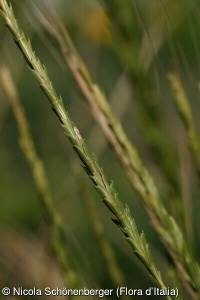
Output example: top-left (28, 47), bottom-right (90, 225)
top-left (0, 0), bottom-right (200, 299)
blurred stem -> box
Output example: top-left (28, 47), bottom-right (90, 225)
top-left (168, 72), bottom-right (200, 179)
top-left (0, 1), bottom-right (172, 296)
top-left (104, 0), bottom-right (141, 76)
top-left (30, 4), bottom-right (200, 299)
top-left (168, 72), bottom-right (200, 259)
top-left (167, 259), bottom-right (184, 300)
top-left (79, 181), bottom-right (126, 292)
top-left (0, 66), bottom-right (78, 291)
top-left (104, 0), bottom-right (184, 226)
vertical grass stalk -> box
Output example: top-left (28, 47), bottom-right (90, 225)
top-left (0, 66), bottom-right (78, 290)
top-left (168, 72), bottom-right (200, 177)
top-left (30, 6), bottom-right (200, 299)
top-left (79, 181), bottom-right (126, 291)
top-left (0, 1), bottom-right (172, 297)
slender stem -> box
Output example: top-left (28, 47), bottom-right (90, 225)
top-left (105, 0), bottom-right (180, 194)
top-left (79, 181), bottom-right (126, 290)
top-left (168, 72), bottom-right (200, 177)
top-left (0, 66), bottom-right (78, 291)
top-left (0, 0), bottom-right (171, 296)
top-left (32, 6), bottom-right (200, 300)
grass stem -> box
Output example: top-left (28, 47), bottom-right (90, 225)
top-left (0, 0), bottom-right (171, 297)
top-left (0, 66), bottom-right (78, 291)
top-left (30, 5), bottom-right (200, 299)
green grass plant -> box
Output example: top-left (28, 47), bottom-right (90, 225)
top-left (1, 1), bottom-right (200, 300)
top-left (0, 0), bottom-right (172, 297)
top-left (0, 66), bottom-right (78, 291)
top-left (28, 5), bottom-right (200, 299)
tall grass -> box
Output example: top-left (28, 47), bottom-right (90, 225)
top-left (0, 0), bottom-right (172, 297)
top-left (0, 66), bottom-right (79, 291)
top-left (0, 1), bottom-right (200, 299)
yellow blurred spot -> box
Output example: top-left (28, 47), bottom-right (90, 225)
top-left (82, 7), bottom-right (111, 45)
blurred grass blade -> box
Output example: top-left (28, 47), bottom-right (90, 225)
top-left (79, 181), bottom-right (126, 291)
top-left (0, 66), bottom-right (78, 291)
top-left (168, 72), bottom-right (200, 178)
top-left (27, 3), bottom-right (200, 299)
top-left (0, 0), bottom-right (172, 296)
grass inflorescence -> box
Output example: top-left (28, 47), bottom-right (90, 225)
top-left (1, 1), bottom-right (200, 300)
top-left (0, 0), bottom-right (172, 297)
